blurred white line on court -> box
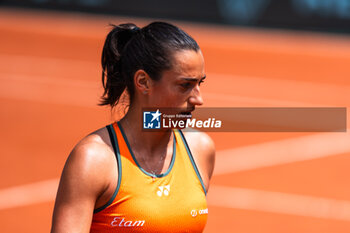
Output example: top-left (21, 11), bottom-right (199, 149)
top-left (215, 131), bottom-right (350, 175)
top-left (0, 179), bottom-right (59, 210)
top-left (208, 185), bottom-right (350, 221)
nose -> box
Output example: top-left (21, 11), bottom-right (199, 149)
top-left (188, 85), bottom-right (204, 106)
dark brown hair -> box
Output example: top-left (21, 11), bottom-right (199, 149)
top-left (100, 22), bottom-right (200, 107)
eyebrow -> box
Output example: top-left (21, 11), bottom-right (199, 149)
top-left (180, 75), bottom-right (206, 82)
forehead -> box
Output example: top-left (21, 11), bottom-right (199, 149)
top-left (170, 49), bottom-right (205, 79)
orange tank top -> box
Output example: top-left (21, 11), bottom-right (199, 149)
top-left (90, 122), bottom-right (208, 233)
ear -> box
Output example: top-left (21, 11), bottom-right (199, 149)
top-left (134, 70), bottom-right (151, 94)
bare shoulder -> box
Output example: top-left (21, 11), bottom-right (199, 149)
top-left (183, 130), bottom-right (215, 155)
top-left (183, 130), bottom-right (216, 191)
top-left (59, 126), bottom-right (116, 201)
top-left (68, 127), bottom-right (114, 175)
top-left (52, 126), bottom-right (117, 232)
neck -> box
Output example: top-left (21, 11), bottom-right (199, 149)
top-left (119, 103), bottom-right (172, 158)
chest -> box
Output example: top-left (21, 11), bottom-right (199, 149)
top-left (92, 170), bottom-right (207, 233)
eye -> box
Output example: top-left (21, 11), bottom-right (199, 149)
top-left (180, 82), bottom-right (192, 89)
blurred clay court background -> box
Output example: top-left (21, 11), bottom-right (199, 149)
top-left (0, 1), bottom-right (350, 232)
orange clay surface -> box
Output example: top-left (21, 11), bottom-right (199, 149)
top-left (0, 8), bottom-right (350, 233)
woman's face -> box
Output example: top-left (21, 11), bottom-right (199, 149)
top-left (148, 49), bottom-right (205, 113)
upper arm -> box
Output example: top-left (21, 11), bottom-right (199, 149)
top-left (51, 140), bottom-right (113, 233)
top-left (183, 131), bottom-right (216, 192)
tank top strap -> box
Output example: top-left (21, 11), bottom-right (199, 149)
top-left (93, 123), bottom-right (122, 213)
top-left (173, 129), bottom-right (207, 195)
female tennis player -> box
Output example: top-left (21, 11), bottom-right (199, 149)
top-left (51, 22), bottom-right (215, 233)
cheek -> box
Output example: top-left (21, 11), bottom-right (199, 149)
top-left (158, 94), bottom-right (180, 106)
top-left (152, 88), bottom-right (185, 107)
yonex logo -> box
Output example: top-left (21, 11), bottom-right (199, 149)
top-left (157, 185), bottom-right (170, 197)
top-left (143, 109), bottom-right (161, 129)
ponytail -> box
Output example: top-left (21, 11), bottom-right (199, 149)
top-left (100, 23), bottom-right (140, 107)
